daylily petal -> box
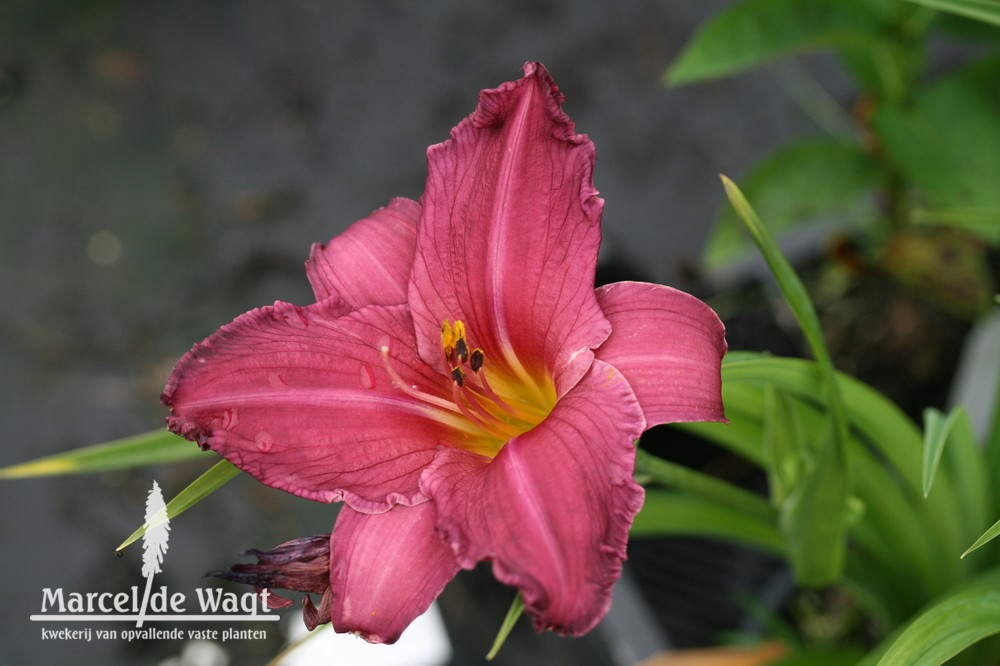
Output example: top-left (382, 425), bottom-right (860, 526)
top-left (306, 197), bottom-right (420, 307)
top-left (408, 62), bottom-right (609, 388)
top-left (162, 300), bottom-right (461, 511)
top-left (330, 502), bottom-right (460, 644)
top-left (595, 281), bottom-right (727, 427)
top-left (421, 359), bottom-right (646, 636)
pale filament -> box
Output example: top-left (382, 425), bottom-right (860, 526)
top-left (379, 346), bottom-right (461, 415)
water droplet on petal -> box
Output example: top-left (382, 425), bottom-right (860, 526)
top-left (269, 372), bottom-right (287, 388)
top-left (359, 365), bottom-right (375, 389)
top-left (255, 431), bottom-right (274, 453)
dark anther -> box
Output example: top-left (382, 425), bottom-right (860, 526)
top-left (455, 337), bottom-right (469, 363)
top-left (451, 367), bottom-right (465, 386)
top-left (470, 349), bottom-right (484, 373)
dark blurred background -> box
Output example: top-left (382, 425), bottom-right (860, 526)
top-left (0, 1), bottom-right (840, 664)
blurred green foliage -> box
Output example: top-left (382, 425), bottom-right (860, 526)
top-left (669, 0), bottom-right (999, 319)
top-left (635, 180), bottom-right (1000, 665)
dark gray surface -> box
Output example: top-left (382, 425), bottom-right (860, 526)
top-left (0, 1), bottom-right (824, 664)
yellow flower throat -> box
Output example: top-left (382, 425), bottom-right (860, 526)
top-left (380, 319), bottom-right (555, 457)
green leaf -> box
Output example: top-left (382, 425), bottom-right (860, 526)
top-left (874, 571), bottom-right (1000, 666)
top-left (874, 56), bottom-right (1000, 210)
top-left (666, 0), bottom-right (885, 85)
top-left (912, 208), bottom-right (1000, 244)
top-left (705, 140), bottom-right (881, 269)
top-left (117, 459), bottom-right (241, 551)
top-left (703, 356), bottom-right (964, 608)
top-left (676, 385), bottom-right (773, 466)
top-left (922, 407), bottom-right (962, 497)
top-left (632, 489), bottom-right (785, 555)
top-left (780, 416), bottom-right (850, 586)
top-left (0, 429), bottom-right (207, 479)
top-left (944, 409), bottom-right (993, 548)
top-left (722, 357), bottom-right (971, 582)
top-left (963, 517), bottom-right (1000, 558)
top-left (633, 448), bottom-right (777, 524)
top-left (987, 354), bottom-right (1000, 511)
top-left (486, 594), bottom-right (524, 661)
top-left (719, 176), bottom-right (840, 383)
top-left (720, 179), bottom-right (851, 586)
top-left (934, 7), bottom-right (1000, 40)
top-left (763, 385), bottom-right (808, 506)
top-left (907, 0), bottom-right (1000, 27)
top-left (721, 356), bottom-right (921, 489)
top-left (834, 0), bottom-right (933, 102)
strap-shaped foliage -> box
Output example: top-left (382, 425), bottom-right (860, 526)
top-left (117, 459), bottom-right (240, 551)
top-left (722, 176), bottom-right (851, 587)
top-left (871, 571), bottom-right (1000, 666)
top-left (907, 0), bottom-right (1000, 27)
top-left (0, 428), bottom-right (207, 478)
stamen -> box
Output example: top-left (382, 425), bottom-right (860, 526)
top-left (379, 319), bottom-right (554, 449)
top-left (450, 382), bottom-right (511, 440)
top-left (380, 346), bottom-right (460, 414)
top-left (440, 320), bottom-right (453, 348)
top-left (441, 320), bottom-right (471, 367)
top-left (455, 337), bottom-right (469, 364)
top-left (441, 320), bottom-right (464, 350)
top-left (470, 348), bottom-right (484, 373)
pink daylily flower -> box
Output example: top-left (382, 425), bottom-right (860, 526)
top-left (163, 62), bottom-right (726, 643)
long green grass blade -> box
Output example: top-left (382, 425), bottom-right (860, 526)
top-left (706, 140), bottom-right (880, 269)
top-left (486, 594), bottom-right (524, 661)
top-left (719, 176), bottom-right (838, 380)
top-left (963, 518), bottom-right (1000, 558)
top-left (704, 355), bottom-right (960, 602)
top-left (945, 410), bottom-right (993, 552)
top-left (780, 416), bottom-right (850, 586)
top-left (676, 385), bottom-right (772, 465)
top-left (721, 176), bottom-right (850, 586)
top-left (922, 407), bottom-right (962, 497)
top-left (874, 571), bottom-right (1000, 666)
top-left (632, 489), bottom-right (785, 554)
top-left (117, 459), bottom-right (240, 551)
top-left (763, 385), bottom-right (808, 506)
top-left (634, 448), bottom-right (777, 524)
top-left (723, 357), bottom-right (922, 492)
top-left (0, 429), bottom-right (206, 479)
top-left (906, 0), bottom-right (1000, 27)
